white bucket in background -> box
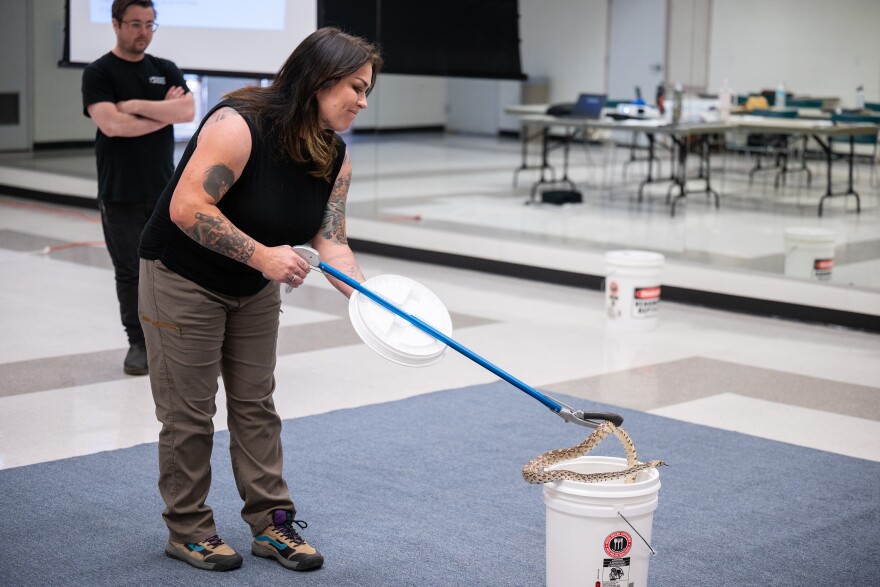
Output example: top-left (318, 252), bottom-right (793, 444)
top-left (605, 251), bottom-right (665, 330)
top-left (784, 228), bottom-right (836, 282)
top-left (544, 456), bottom-right (661, 587)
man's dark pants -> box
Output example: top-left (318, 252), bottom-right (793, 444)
top-left (99, 200), bottom-right (156, 345)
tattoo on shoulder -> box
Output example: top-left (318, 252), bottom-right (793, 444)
top-left (210, 106), bottom-right (238, 125)
top-left (184, 212), bottom-right (255, 262)
top-left (197, 107), bottom-right (239, 144)
top-left (203, 164), bottom-right (234, 203)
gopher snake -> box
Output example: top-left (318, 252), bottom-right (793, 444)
top-left (522, 421), bottom-right (665, 484)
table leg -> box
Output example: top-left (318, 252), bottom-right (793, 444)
top-left (528, 128), bottom-right (578, 204)
top-left (816, 134), bottom-right (861, 217)
top-left (514, 123), bottom-right (556, 188)
top-left (554, 129), bottom-right (579, 192)
top-left (848, 135), bottom-right (862, 213)
top-left (670, 136), bottom-right (687, 217)
top-left (703, 138), bottom-right (720, 208)
top-left (637, 133), bottom-right (656, 202)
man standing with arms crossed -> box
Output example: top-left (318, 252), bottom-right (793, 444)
top-left (82, 0), bottom-right (194, 375)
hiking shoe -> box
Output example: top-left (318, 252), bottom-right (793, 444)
top-left (165, 535), bottom-right (243, 572)
top-left (252, 510), bottom-right (324, 571)
top-left (123, 343), bottom-right (148, 376)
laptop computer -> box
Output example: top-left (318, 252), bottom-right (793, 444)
top-left (565, 93), bottom-right (607, 119)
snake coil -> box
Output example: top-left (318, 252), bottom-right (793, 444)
top-left (522, 421), bottom-right (665, 484)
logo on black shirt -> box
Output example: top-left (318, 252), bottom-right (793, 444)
top-left (149, 76), bottom-right (166, 84)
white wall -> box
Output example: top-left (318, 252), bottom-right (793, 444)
top-left (708, 0), bottom-right (880, 104)
top-left (519, 0), bottom-right (610, 104)
top-left (0, 0), bottom-right (31, 151)
top-left (446, 78), bottom-right (524, 134)
top-left (608, 0), bottom-right (666, 101)
top-left (352, 75), bottom-right (448, 131)
top-left (33, 0), bottom-right (97, 143)
top-left (667, 0), bottom-right (711, 90)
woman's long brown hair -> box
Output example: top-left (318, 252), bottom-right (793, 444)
top-left (225, 27), bottom-right (382, 181)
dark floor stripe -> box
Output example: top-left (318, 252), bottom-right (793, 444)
top-left (542, 356), bottom-right (880, 422)
top-left (0, 311), bottom-right (493, 397)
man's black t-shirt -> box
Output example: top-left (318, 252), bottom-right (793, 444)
top-left (82, 52), bottom-right (189, 202)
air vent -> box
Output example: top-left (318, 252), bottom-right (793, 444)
top-left (0, 93), bottom-right (20, 125)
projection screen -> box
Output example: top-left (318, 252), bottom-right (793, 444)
top-left (64, 0), bottom-right (317, 76)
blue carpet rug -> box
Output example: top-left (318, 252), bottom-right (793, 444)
top-left (1, 381), bottom-right (879, 586)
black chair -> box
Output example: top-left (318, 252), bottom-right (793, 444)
top-left (760, 90), bottom-right (793, 107)
top-left (830, 113), bottom-right (880, 187)
top-left (741, 108), bottom-right (811, 188)
top-left (786, 98), bottom-right (823, 109)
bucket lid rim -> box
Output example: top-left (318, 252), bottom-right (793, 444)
top-left (543, 456), bottom-right (662, 495)
top-left (605, 250), bottom-right (665, 266)
top-left (784, 227), bottom-right (836, 241)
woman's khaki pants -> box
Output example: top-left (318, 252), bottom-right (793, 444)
top-left (139, 259), bottom-right (294, 543)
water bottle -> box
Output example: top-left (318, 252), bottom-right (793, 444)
top-left (718, 78), bottom-right (732, 121)
top-left (775, 81), bottom-right (786, 109)
top-left (856, 85), bottom-right (865, 110)
top-left (672, 83), bottom-right (683, 124)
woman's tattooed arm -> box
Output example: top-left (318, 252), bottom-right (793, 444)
top-left (183, 211), bottom-right (255, 262)
top-left (315, 150), bottom-right (366, 296)
top-left (202, 163), bottom-right (234, 203)
top-left (180, 161), bottom-right (254, 262)
top-left (321, 152), bottom-right (351, 244)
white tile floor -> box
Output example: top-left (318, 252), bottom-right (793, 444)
top-left (0, 132), bottom-right (879, 473)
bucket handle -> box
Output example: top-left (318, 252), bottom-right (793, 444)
top-left (619, 512), bottom-right (657, 556)
top-left (522, 421), bottom-right (664, 484)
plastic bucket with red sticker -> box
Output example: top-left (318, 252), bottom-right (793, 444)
top-left (783, 227), bottom-right (836, 282)
top-left (605, 250), bottom-right (665, 331)
top-left (543, 456), bottom-right (661, 587)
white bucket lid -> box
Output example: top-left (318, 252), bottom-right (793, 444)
top-left (605, 250), bottom-right (665, 267)
top-left (784, 227), bottom-right (836, 244)
top-left (348, 274), bottom-right (452, 367)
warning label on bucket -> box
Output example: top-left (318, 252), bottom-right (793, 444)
top-left (601, 557), bottom-right (631, 586)
top-left (631, 286), bottom-right (660, 319)
top-left (812, 258), bottom-right (833, 281)
top-left (607, 281), bottom-right (621, 319)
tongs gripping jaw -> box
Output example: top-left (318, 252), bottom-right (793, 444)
top-left (557, 406), bottom-right (624, 429)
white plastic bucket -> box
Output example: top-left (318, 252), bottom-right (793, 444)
top-left (784, 228), bottom-right (836, 281)
top-left (605, 251), bottom-right (665, 330)
top-left (544, 456), bottom-right (661, 587)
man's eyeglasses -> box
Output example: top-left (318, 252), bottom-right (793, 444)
top-left (120, 20), bottom-right (159, 32)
